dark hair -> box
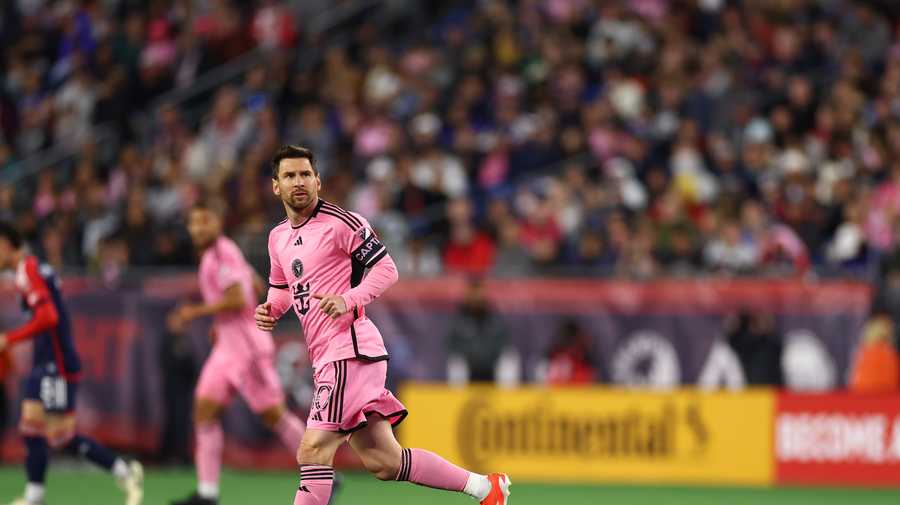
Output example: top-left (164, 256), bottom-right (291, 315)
top-left (0, 221), bottom-right (21, 248)
top-left (271, 145), bottom-right (316, 180)
top-left (190, 194), bottom-right (226, 216)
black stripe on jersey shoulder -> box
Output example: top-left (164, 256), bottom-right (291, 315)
top-left (321, 201), bottom-right (363, 228)
top-left (269, 282), bottom-right (289, 289)
top-left (319, 208), bottom-right (357, 231)
top-left (321, 208), bottom-right (360, 230)
top-left (321, 201), bottom-right (362, 227)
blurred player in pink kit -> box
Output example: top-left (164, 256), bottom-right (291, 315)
top-left (168, 200), bottom-right (307, 505)
top-left (255, 145), bottom-right (511, 505)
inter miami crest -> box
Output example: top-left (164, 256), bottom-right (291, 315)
top-left (314, 384), bottom-right (332, 411)
top-left (291, 258), bottom-right (304, 278)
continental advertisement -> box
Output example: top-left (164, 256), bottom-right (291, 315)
top-left (399, 385), bottom-right (775, 485)
top-left (776, 393), bottom-right (900, 486)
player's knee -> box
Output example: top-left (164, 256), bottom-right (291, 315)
top-left (297, 436), bottom-right (334, 465)
top-left (297, 437), bottom-right (324, 463)
top-left (19, 416), bottom-right (44, 438)
top-left (45, 416), bottom-right (76, 449)
top-left (259, 405), bottom-right (285, 429)
top-left (19, 402), bottom-right (46, 438)
top-left (194, 399), bottom-right (223, 425)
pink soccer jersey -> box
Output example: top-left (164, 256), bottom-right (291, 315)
top-left (266, 199), bottom-right (397, 370)
top-left (199, 236), bottom-right (274, 357)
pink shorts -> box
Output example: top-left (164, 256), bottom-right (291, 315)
top-left (195, 349), bottom-right (285, 413)
top-left (308, 359), bottom-right (407, 433)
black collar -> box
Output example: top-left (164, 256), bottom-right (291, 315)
top-left (291, 199), bottom-right (323, 229)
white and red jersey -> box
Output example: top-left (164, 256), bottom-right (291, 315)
top-left (199, 236), bottom-right (274, 357)
top-left (265, 199), bottom-right (398, 371)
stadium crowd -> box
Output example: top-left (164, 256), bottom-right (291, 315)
top-left (1, 0), bottom-right (900, 280)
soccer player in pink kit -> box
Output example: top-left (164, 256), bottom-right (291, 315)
top-left (168, 200), bottom-right (307, 505)
top-left (255, 145), bottom-right (511, 505)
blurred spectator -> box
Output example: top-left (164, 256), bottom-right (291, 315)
top-left (443, 198), bottom-right (496, 276)
top-left (849, 316), bottom-right (900, 393)
top-left (491, 221), bottom-right (533, 277)
top-left (726, 312), bottom-right (783, 386)
top-left (782, 329), bottom-right (838, 391)
top-left (80, 183), bottom-right (120, 266)
top-left (540, 319), bottom-right (597, 385)
top-left (445, 278), bottom-right (510, 383)
top-left (96, 233), bottom-right (133, 288)
top-left (705, 219), bottom-right (757, 274)
top-left (655, 222), bottom-right (702, 276)
top-left (395, 235), bottom-right (443, 278)
top-left (251, 0), bottom-right (298, 50)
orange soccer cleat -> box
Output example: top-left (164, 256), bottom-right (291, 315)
top-left (479, 473), bottom-right (511, 505)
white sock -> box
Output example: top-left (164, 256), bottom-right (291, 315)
top-left (198, 481), bottom-right (219, 499)
top-left (463, 473), bottom-right (491, 501)
top-left (112, 458), bottom-right (130, 480)
top-left (24, 482), bottom-right (44, 504)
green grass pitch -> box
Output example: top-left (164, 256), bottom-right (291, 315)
top-left (0, 466), bottom-right (899, 505)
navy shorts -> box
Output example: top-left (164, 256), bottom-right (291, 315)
top-left (22, 367), bottom-right (78, 414)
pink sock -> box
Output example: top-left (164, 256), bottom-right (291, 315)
top-left (274, 412), bottom-right (305, 452)
top-left (294, 465), bottom-right (334, 505)
top-left (395, 448), bottom-right (469, 492)
top-left (195, 422), bottom-right (224, 492)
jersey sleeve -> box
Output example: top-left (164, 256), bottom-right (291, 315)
top-left (7, 258), bottom-right (59, 344)
top-left (268, 229), bottom-right (288, 289)
top-left (341, 213), bottom-right (388, 269)
top-left (338, 213), bottom-right (397, 310)
top-left (20, 257), bottom-right (51, 309)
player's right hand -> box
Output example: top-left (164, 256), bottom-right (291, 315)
top-left (255, 302), bottom-right (276, 331)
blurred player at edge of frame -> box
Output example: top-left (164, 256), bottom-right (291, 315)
top-left (167, 199), bottom-right (309, 505)
top-left (0, 222), bottom-right (144, 505)
top-left (256, 145), bottom-right (511, 505)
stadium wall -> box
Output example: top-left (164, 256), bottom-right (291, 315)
top-left (0, 275), bottom-right (893, 487)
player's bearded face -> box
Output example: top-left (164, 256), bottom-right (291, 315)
top-left (187, 210), bottom-right (220, 249)
top-left (274, 158), bottom-right (320, 212)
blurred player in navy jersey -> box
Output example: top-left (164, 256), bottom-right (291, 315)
top-left (0, 222), bottom-right (143, 505)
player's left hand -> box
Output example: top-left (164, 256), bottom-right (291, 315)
top-left (175, 304), bottom-right (200, 323)
top-left (312, 293), bottom-right (348, 319)
top-left (0, 333), bottom-right (7, 352)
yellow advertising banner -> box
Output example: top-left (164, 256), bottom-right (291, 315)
top-left (399, 385), bottom-right (775, 485)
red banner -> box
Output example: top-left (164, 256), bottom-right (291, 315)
top-left (776, 393), bottom-right (900, 486)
